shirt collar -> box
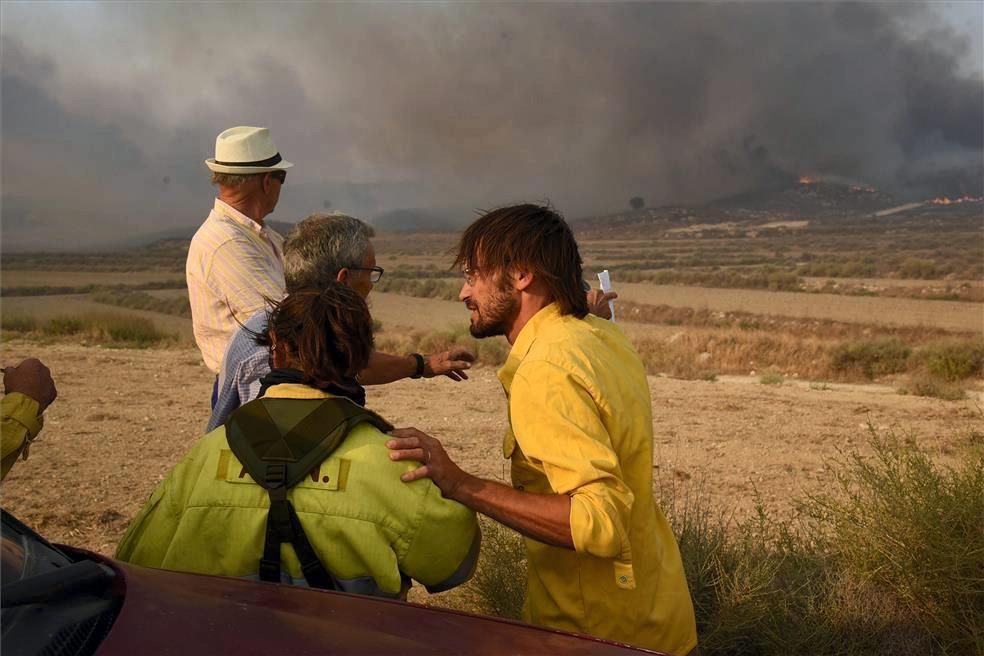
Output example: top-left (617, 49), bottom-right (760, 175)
top-left (213, 198), bottom-right (267, 237)
top-left (497, 302), bottom-right (562, 392)
top-left (261, 383), bottom-right (334, 400)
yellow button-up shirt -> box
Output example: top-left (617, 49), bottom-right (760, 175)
top-left (2, 393), bottom-right (43, 480)
top-left (186, 199), bottom-right (286, 373)
top-left (498, 304), bottom-right (697, 655)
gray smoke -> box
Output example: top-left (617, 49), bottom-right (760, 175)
top-left (1, 2), bottom-right (981, 250)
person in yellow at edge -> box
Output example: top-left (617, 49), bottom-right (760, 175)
top-left (2, 358), bottom-right (58, 481)
top-left (387, 204), bottom-right (697, 655)
top-left (117, 285), bottom-right (480, 598)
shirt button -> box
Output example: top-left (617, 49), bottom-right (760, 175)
top-left (516, 485), bottom-right (525, 491)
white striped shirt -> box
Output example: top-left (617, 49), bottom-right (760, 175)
top-left (186, 199), bottom-right (285, 373)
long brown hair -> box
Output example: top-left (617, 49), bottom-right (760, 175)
top-left (265, 284), bottom-right (374, 386)
top-left (452, 204), bottom-right (588, 318)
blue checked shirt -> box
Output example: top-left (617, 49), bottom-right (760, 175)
top-left (206, 311), bottom-right (271, 432)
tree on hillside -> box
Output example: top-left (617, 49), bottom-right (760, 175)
top-left (629, 196), bottom-right (645, 211)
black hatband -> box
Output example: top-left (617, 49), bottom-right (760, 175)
top-left (214, 152), bottom-right (283, 168)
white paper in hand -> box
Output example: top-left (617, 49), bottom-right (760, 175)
top-left (597, 270), bottom-right (615, 322)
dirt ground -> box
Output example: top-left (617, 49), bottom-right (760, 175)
top-left (2, 338), bottom-right (980, 559)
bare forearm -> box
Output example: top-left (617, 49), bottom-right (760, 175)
top-left (451, 475), bottom-right (574, 550)
top-left (359, 351), bottom-right (414, 385)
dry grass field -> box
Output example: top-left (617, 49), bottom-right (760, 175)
top-left (2, 293), bottom-right (194, 338)
top-left (2, 211), bottom-right (982, 652)
top-left (1, 270), bottom-right (184, 289)
top-left (1, 337), bottom-right (978, 561)
top-left (610, 281), bottom-right (983, 332)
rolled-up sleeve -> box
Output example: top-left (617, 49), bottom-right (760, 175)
top-left (509, 362), bottom-right (634, 559)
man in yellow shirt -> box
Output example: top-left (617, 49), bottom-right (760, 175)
top-left (2, 358), bottom-right (57, 480)
top-left (388, 204), bottom-right (697, 655)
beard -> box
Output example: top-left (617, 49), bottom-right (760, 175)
top-left (467, 288), bottom-right (519, 339)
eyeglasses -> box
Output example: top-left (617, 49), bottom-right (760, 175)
top-left (269, 170), bottom-right (287, 184)
top-left (350, 266), bottom-right (384, 283)
top-left (462, 268), bottom-right (480, 286)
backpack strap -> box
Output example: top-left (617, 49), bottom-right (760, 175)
top-left (225, 396), bottom-right (393, 588)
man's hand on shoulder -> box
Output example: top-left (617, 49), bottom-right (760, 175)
top-left (424, 347), bottom-right (475, 382)
top-left (3, 358), bottom-right (57, 413)
top-left (387, 427), bottom-right (469, 498)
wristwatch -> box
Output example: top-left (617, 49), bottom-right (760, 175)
top-left (410, 353), bottom-right (426, 379)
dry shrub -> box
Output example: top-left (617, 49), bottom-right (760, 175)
top-left (804, 434), bottom-right (984, 653)
top-left (662, 432), bottom-right (983, 655)
top-left (758, 370), bottom-right (783, 385)
top-left (423, 516), bottom-right (527, 620)
top-left (618, 300), bottom-right (963, 344)
top-left (461, 517), bottom-right (527, 620)
top-left (0, 313), bottom-right (170, 348)
top-left (376, 324), bottom-right (510, 367)
top-left (375, 277), bottom-right (461, 301)
top-left (633, 328), bottom-right (831, 379)
top-left (913, 340), bottom-right (984, 381)
top-left (91, 289), bottom-right (191, 317)
top-left (830, 338), bottom-right (912, 379)
top-left (898, 375), bottom-right (967, 401)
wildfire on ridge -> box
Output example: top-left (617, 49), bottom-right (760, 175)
top-left (797, 175), bottom-right (818, 184)
top-left (929, 196), bottom-right (984, 205)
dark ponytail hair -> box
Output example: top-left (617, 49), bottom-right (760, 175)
top-left (264, 283), bottom-right (374, 387)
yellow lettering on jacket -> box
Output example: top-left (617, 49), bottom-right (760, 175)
top-left (215, 449), bottom-right (344, 490)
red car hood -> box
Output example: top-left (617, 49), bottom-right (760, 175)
top-left (84, 550), bottom-right (661, 656)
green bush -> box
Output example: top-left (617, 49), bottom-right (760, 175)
top-left (915, 341), bottom-right (984, 381)
top-left (759, 370), bottom-right (784, 385)
top-left (830, 339), bottom-right (912, 379)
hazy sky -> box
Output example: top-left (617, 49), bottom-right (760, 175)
top-left (1, 1), bottom-right (982, 250)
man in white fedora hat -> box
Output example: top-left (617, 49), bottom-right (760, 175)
top-left (187, 126), bottom-right (293, 405)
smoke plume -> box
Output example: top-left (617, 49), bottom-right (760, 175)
top-left (1, 2), bottom-right (981, 249)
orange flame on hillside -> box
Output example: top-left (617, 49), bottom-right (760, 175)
top-left (929, 196), bottom-right (984, 205)
top-left (798, 175), bottom-right (818, 184)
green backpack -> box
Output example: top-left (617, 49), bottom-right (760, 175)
top-left (224, 395), bottom-right (393, 589)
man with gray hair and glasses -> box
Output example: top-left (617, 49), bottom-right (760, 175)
top-left (206, 213), bottom-right (474, 432)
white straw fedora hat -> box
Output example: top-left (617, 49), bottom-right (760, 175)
top-left (205, 126), bottom-right (294, 174)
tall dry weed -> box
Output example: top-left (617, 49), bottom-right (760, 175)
top-left (660, 431), bottom-right (983, 655)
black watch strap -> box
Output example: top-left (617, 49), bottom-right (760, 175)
top-left (410, 353), bottom-right (426, 379)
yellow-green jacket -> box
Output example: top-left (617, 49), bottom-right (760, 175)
top-left (117, 384), bottom-right (480, 597)
top-left (500, 304), bottom-right (697, 655)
